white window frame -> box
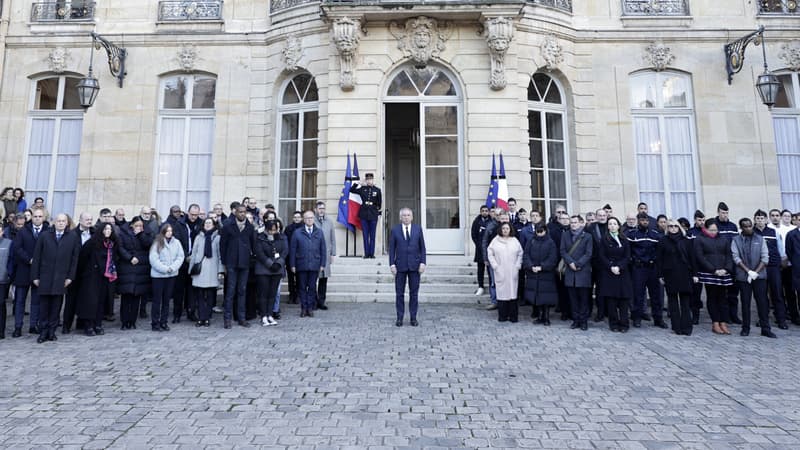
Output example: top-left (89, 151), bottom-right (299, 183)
top-left (22, 75), bottom-right (84, 217)
top-left (527, 73), bottom-right (571, 219)
top-left (771, 72), bottom-right (800, 211)
top-left (152, 74), bottom-right (216, 213)
top-left (275, 73), bottom-right (319, 221)
top-left (630, 70), bottom-right (702, 219)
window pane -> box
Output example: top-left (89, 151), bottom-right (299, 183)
top-left (163, 77), bottom-right (187, 109)
top-left (281, 113), bottom-right (299, 140)
top-left (387, 71), bottom-right (418, 96)
top-left (293, 74), bottom-right (312, 101)
top-left (544, 82), bottom-right (562, 104)
top-left (157, 154), bottom-right (183, 190)
top-left (279, 170), bottom-right (297, 197)
top-left (283, 81), bottom-right (300, 104)
top-left (425, 106), bottom-right (457, 135)
top-left (662, 74), bottom-right (688, 108)
top-left (62, 78), bottom-right (83, 110)
top-left (303, 111), bottom-right (318, 139)
top-left (26, 119), bottom-right (55, 195)
top-left (547, 142), bottom-right (565, 170)
top-left (156, 191), bottom-right (181, 216)
top-left (630, 74), bottom-right (656, 108)
top-left (186, 155), bottom-right (211, 190)
top-left (531, 169), bottom-right (544, 197)
top-left (192, 77), bottom-right (216, 109)
top-left (189, 118), bottom-right (214, 155)
top-left (51, 191), bottom-right (76, 218)
top-left (186, 191), bottom-right (210, 212)
top-left (529, 140), bottom-right (543, 169)
top-left (34, 78), bottom-right (59, 110)
top-left (278, 200), bottom-right (295, 224)
top-left (301, 170), bottom-right (318, 198)
top-left (546, 113), bottom-right (563, 140)
top-left (533, 74), bottom-right (550, 102)
top-left (159, 118), bottom-right (186, 154)
top-left (425, 167), bottom-right (458, 197)
top-left (425, 70), bottom-right (456, 96)
top-left (280, 142), bottom-right (298, 169)
top-left (426, 198), bottom-right (459, 229)
top-left (407, 68), bottom-right (433, 94)
top-left (302, 141), bottom-right (318, 169)
top-left (425, 136), bottom-right (457, 166)
top-left (549, 171), bottom-right (567, 199)
top-left (528, 111), bottom-right (542, 139)
top-left (527, 80), bottom-right (541, 102)
top-left (774, 75), bottom-right (795, 109)
top-left (530, 199), bottom-right (545, 216)
top-left (305, 79), bottom-right (319, 102)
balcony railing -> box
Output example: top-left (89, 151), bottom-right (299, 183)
top-left (622, 0), bottom-right (689, 16)
top-left (272, 0), bottom-right (316, 13)
top-left (158, 1), bottom-right (223, 21)
top-left (759, 0), bottom-right (800, 15)
top-left (31, 1), bottom-right (95, 22)
top-left (312, 1), bottom-right (572, 13)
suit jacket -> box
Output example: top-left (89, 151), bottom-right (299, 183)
top-left (12, 223), bottom-right (49, 286)
top-left (31, 229), bottom-right (80, 296)
top-left (219, 218), bottom-right (256, 269)
top-left (314, 215), bottom-right (336, 278)
top-left (388, 223), bottom-right (426, 273)
top-left (290, 225), bottom-right (327, 272)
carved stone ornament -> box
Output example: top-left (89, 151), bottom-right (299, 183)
top-left (643, 42), bottom-right (674, 71)
top-left (540, 35), bottom-right (564, 71)
top-left (332, 17), bottom-right (362, 91)
top-left (390, 16), bottom-right (453, 67)
top-left (175, 45), bottom-right (199, 72)
top-left (47, 47), bottom-right (72, 74)
top-left (779, 41), bottom-right (800, 72)
top-left (282, 35), bottom-right (304, 72)
top-left (483, 17), bottom-right (514, 91)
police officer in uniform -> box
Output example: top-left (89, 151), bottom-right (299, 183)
top-left (350, 173), bottom-right (382, 258)
top-left (626, 212), bottom-right (667, 329)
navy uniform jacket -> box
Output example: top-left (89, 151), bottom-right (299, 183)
top-left (13, 223), bottom-right (49, 287)
top-left (289, 225), bottom-right (327, 272)
top-left (625, 226), bottom-right (662, 266)
top-left (754, 226), bottom-right (781, 267)
top-left (388, 223), bottom-right (426, 273)
top-left (470, 214), bottom-right (491, 262)
top-left (715, 217), bottom-right (739, 242)
top-left (219, 218), bottom-right (256, 269)
top-left (350, 184), bottom-right (382, 221)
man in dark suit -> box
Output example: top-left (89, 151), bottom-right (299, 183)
top-left (220, 205), bottom-right (256, 328)
top-left (290, 210), bottom-right (326, 318)
top-left (11, 208), bottom-right (48, 337)
top-left (31, 214), bottom-right (80, 343)
top-left (62, 212), bottom-right (93, 334)
top-left (388, 207), bottom-right (426, 327)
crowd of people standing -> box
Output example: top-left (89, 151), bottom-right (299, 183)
top-left (472, 198), bottom-right (800, 338)
top-left (0, 191), bottom-right (336, 343)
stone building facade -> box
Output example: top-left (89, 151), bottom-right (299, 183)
top-left (0, 0), bottom-right (798, 255)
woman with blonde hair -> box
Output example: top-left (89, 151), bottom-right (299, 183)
top-left (657, 218), bottom-right (697, 335)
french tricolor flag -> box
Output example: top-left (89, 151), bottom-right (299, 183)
top-left (496, 153), bottom-right (509, 211)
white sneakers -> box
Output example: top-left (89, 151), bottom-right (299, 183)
top-left (261, 316), bottom-right (269, 327)
top-left (212, 306), bottom-right (224, 314)
top-left (262, 316), bottom-right (278, 327)
top-left (474, 287), bottom-right (484, 296)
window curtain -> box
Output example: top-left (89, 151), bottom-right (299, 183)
top-left (633, 117), bottom-right (666, 216)
top-left (664, 117), bottom-right (696, 219)
top-left (156, 117), bottom-right (186, 213)
top-left (52, 118), bottom-right (83, 216)
top-left (187, 117), bottom-right (214, 211)
top-left (774, 117), bottom-right (800, 211)
top-left (25, 119), bottom-right (56, 206)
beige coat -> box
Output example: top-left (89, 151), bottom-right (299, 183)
top-left (487, 236), bottom-right (523, 301)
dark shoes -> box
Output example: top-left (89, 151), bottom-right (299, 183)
top-left (778, 321), bottom-right (789, 330)
top-left (730, 317), bottom-right (743, 325)
top-left (633, 319), bottom-right (642, 328)
top-left (61, 326), bottom-right (71, 334)
top-left (410, 319), bottom-right (418, 327)
top-left (85, 328), bottom-right (96, 336)
top-left (317, 305), bottom-right (328, 310)
top-left (238, 320), bottom-right (250, 328)
top-left (104, 314), bottom-right (115, 322)
top-left (12, 328), bottom-right (22, 338)
top-left (580, 322), bottom-right (588, 331)
top-left (300, 310), bottom-right (307, 318)
top-left (641, 313), bottom-right (651, 321)
top-left (761, 329), bottom-right (777, 338)
top-left (152, 325), bottom-right (161, 332)
top-left (395, 320), bottom-right (403, 327)
top-left (160, 324), bottom-right (170, 331)
top-left (654, 321), bottom-right (668, 329)
top-left (223, 320), bottom-right (232, 329)
top-left (171, 317), bottom-right (180, 324)
top-left (272, 312), bottom-right (281, 320)
top-left (570, 322), bottom-right (580, 329)
top-left (307, 310), bottom-right (314, 318)
top-left (37, 336), bottom-right (46, 343)
top-left (95, 327), bottom-right (105, 336)
top-left (740, 329), bottom-right (750, 336)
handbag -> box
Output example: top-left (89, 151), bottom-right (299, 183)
top-left (558, 234), bottom-right (585, 275)
top-left (190, 257), bottom-right (204, 276)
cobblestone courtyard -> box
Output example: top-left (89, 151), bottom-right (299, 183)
top-left (1, 302), bottom-right (799, 449)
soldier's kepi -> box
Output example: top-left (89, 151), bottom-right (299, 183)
top-left (349, 172), bottom-right (383, 258)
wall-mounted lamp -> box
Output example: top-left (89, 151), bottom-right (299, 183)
top-left (724, 25), bottom-right (781, 108)
top-left (77, 32), bottom-right (127, 110)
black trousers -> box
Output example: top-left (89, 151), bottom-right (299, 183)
top-left (317, 276), bottom-right (328, 307)
top-left (171, 264), bottom-right (188, 319)
top-left (705, 284), bottom-right (730, 323)
top-left (739, 279), bottom-right (771, 332)
top-left (63, 282), bottom-right (79, 331)
top-left (476, 260), bottom-right (486, 289)
top-left (766, 266), bottom-right (787, 323)
top-left (120, 294), bottom-right (141, 325)
top-left (245, 269), bottom-right (258, 320)
top-left (556, 278), bottom-right (570, 318)
top-left (782, 266), bottom-right (798, 321)
top-left (568, 287), bottom-right (591, 324)
top-left (257, 275), bottom-right (282, 319)
top-left (607, 296), bottom-right (630, 330)
top-left (38, 294), bottom-right (63, 339)
top-left (726, 283), bottom-right (741, 321)
top-left (690, 282), bottom-right (704, 321)
top-left (0, 283), bottom-right (8, 338)
top-left (152, 277), bottom-right (176, 327)
top-left (498, 299), bottom-right (518, 322)
top-left (667, 291), bottom-right (692, 335)
top-left (517, 270), bottom-right (526, 305)
top-left (287, 269), bottom-right (298, 302)
top-left (196, 287), bottom-right (216, 322)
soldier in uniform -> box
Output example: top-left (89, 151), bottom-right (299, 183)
top-left (350, 173), bottom-right (382, 258)
top-left (626, 212), bottom-right (667, 329)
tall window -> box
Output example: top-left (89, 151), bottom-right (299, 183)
top-left (25, 75), bottom-right (84, 217)
top-left (630, 71), bottom-right (699, 218)
top-left (155, 74), bottom-right (216, 214)
top-left (276, 74), bottom-right (318, 222)
top-left (528, 73), bottom-right (569, 218)
top-left (772, 72), bottom-right (800, 211)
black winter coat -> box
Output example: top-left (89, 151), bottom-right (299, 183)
top-left (116, 227), bottom-right (153, 296)
top-left (220, 218), bottom-right (256, 269)
top-left (597, 236), bottom-right (633, 299)
top-left (523, 235), bottom-right (559, 306)
top-left (694, 233), bottom-right (733, 273)
top-left (254, 233), bottom-right (289, 276)
top-left (656, 235), bottom-right (696, 295)
top-left (31, 229), bottom-right (80, 296)
top-left (13, 224), bottom-right (48, 286)
top-left (77, 237), bottom-right (119, 320)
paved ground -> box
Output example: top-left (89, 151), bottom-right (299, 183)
top-left (1, 302), bottom-right (799, 449)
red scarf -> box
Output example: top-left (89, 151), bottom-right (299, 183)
top-left (103, 239), bottom-right (118, 282)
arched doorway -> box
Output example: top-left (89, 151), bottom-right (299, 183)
top-left (383, 65), bottom-right (464, 254)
